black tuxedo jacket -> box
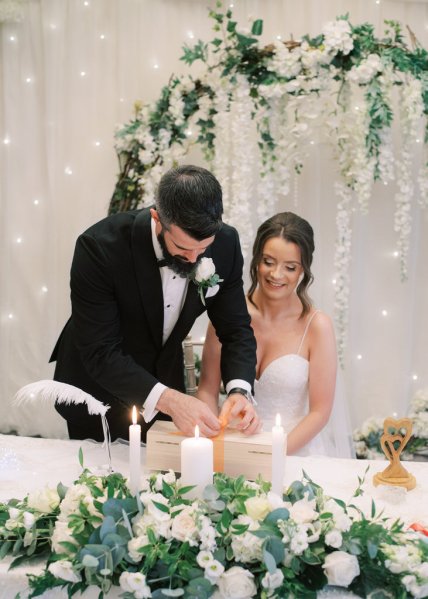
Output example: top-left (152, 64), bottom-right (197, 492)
top-left (51, 208), bottom-right (256, 441)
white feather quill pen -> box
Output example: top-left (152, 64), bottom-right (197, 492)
top-left (14, 380), bottom-right (112, 470)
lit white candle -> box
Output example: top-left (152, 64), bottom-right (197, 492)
top-left (271, 413), bottom-right (287, 497)
top-left (180, 425), bottom-right (213, 499)
top-left (129, 406), bottom-right (141, 495)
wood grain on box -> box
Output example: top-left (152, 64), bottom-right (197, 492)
top-left (146, 420), bottom-right (273, 480)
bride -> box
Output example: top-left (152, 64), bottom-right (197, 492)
top-left (198, 211), bottom-right (353, 457)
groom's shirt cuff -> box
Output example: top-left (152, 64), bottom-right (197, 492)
top-left (142, 382), bottom-right (167, 422)
top-left (226, 379), bottom-right (256, 404)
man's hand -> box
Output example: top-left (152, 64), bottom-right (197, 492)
top-left (157, 388), bottom-right (221, 437)
top-left (219, 393), bottom-right (261, 435)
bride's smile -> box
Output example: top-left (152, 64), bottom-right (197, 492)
top-left (257, 236), bottom-right (303, 299)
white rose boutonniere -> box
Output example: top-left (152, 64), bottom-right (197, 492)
top-left (192, 257), bottom-right (223, 306)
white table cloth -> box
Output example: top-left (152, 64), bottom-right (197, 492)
top-left (0, 433), bottom-right (427, 599)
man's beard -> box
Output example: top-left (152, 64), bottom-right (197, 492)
top-left (157, 230), bottom-right (201, 277)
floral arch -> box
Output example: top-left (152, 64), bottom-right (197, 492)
top-left (110, 5), bottom-right (428, 362)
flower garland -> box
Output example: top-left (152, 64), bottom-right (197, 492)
top-left (1, 463), bottom-right (427, 598)
top-left (354, 388), bottom-right (428, 461)
top-left (110, 7), bottom-right (428, 361)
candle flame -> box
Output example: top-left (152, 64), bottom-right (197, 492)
top-left (195, 425), bottom-right (200, 438)
top-left (132, 405), bottom-right (137, 425)
top-left (275, 413), bottom-right (281, 427)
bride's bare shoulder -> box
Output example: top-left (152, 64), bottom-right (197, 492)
top-left (308, 309), bottom-right (334, 336)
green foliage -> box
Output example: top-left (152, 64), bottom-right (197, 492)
top-left (109, 5), bottom-right (428, 216)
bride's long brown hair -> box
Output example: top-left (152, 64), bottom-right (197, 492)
top-left (248, 212), bottom-right (315, 318)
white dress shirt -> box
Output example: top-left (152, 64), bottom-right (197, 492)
top-left (143, 218), bottom-right (252, 422)
top-left (142, 219), bottom-right (188, 422)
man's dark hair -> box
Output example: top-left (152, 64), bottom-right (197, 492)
top-left (156, 165), bottom-right (223, 240)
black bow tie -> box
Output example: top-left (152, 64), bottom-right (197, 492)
top-left (157, 258), bottom-right (168, 268)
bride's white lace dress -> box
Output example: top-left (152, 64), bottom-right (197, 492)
top-left (254, 311), bottom-right (354, 458)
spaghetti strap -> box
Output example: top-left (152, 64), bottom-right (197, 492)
top-left (296, 310), bottom-right (321, 355)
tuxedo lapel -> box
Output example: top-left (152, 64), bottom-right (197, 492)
top-left (131, 209), bottom-right (163, 350)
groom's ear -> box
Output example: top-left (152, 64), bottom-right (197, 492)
top-left (150, 208), bottom-right (160, 223)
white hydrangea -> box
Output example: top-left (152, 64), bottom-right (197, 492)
top-left (348, 54), bottom-right (383, 85)
top-left (267, 41), bottom-right (302, 79)
top-left (383, 543), bottom-right (421, 574)
top-left (230, 515), bottom-right (263, 563)
top-left (322, 19), bottom-right (353, 56)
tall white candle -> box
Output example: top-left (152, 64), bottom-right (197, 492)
top-left (180, 425), bottom-right (213, 499)
top-left (271, 413), bottom-right (287, 497)
top-left (129, 406), bottom-right (141, 495)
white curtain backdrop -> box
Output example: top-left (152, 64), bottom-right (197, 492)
top-left (0, 0), bottom-right (427, 438)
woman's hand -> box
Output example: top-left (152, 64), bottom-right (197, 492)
top-left (219, 393), bottom-right (261, 435)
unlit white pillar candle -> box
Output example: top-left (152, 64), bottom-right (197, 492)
top-left (180, 425), bottom-right (213, 499)
top-left (271, 413), bottom-right (286, 497)
top-left (129, 405), bottom-right (141, 495)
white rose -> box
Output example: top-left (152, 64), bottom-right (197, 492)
top-left (323, 551), bottom-right (360, 587)
top-left (217, 566), bottom-right (257, 598)
top-left (48, 560), bottom-right (82, 583)
top-left (195, 258), bottom-right (216, 282)
top-left (119, 571), bottom-right (152, 598)
top-left (245, 496), bottom-right (271, 521)
top-left (325, 529), bottom-right (343, 548)
top-left (27, 486), bottom-right (60, 513)
top-left (58, 484), bottom-right (94, 520)
top-left (128, 535), bottom-right (150, 562)
top-left (171, 507), bottom-right (199, 546)
top-left (51, 520), bottom-right (78, 554)
top-left (261, 568), bottom-right (284, 590)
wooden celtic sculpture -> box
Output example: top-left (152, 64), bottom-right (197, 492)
top-left (373, 417), bottom-right (416, 491)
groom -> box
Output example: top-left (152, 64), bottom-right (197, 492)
top-left (51, 165), bottom-right (257, 442)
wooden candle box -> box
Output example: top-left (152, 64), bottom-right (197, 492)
top-left (146, 420), bottom-right (273, 481)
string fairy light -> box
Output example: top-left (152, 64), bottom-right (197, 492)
top-left (64, 166), bottom-right (73, 175)
top-left (381, 309), bottom-right (388, 317)
top-left (357, 354), bottom-right (363, 360)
